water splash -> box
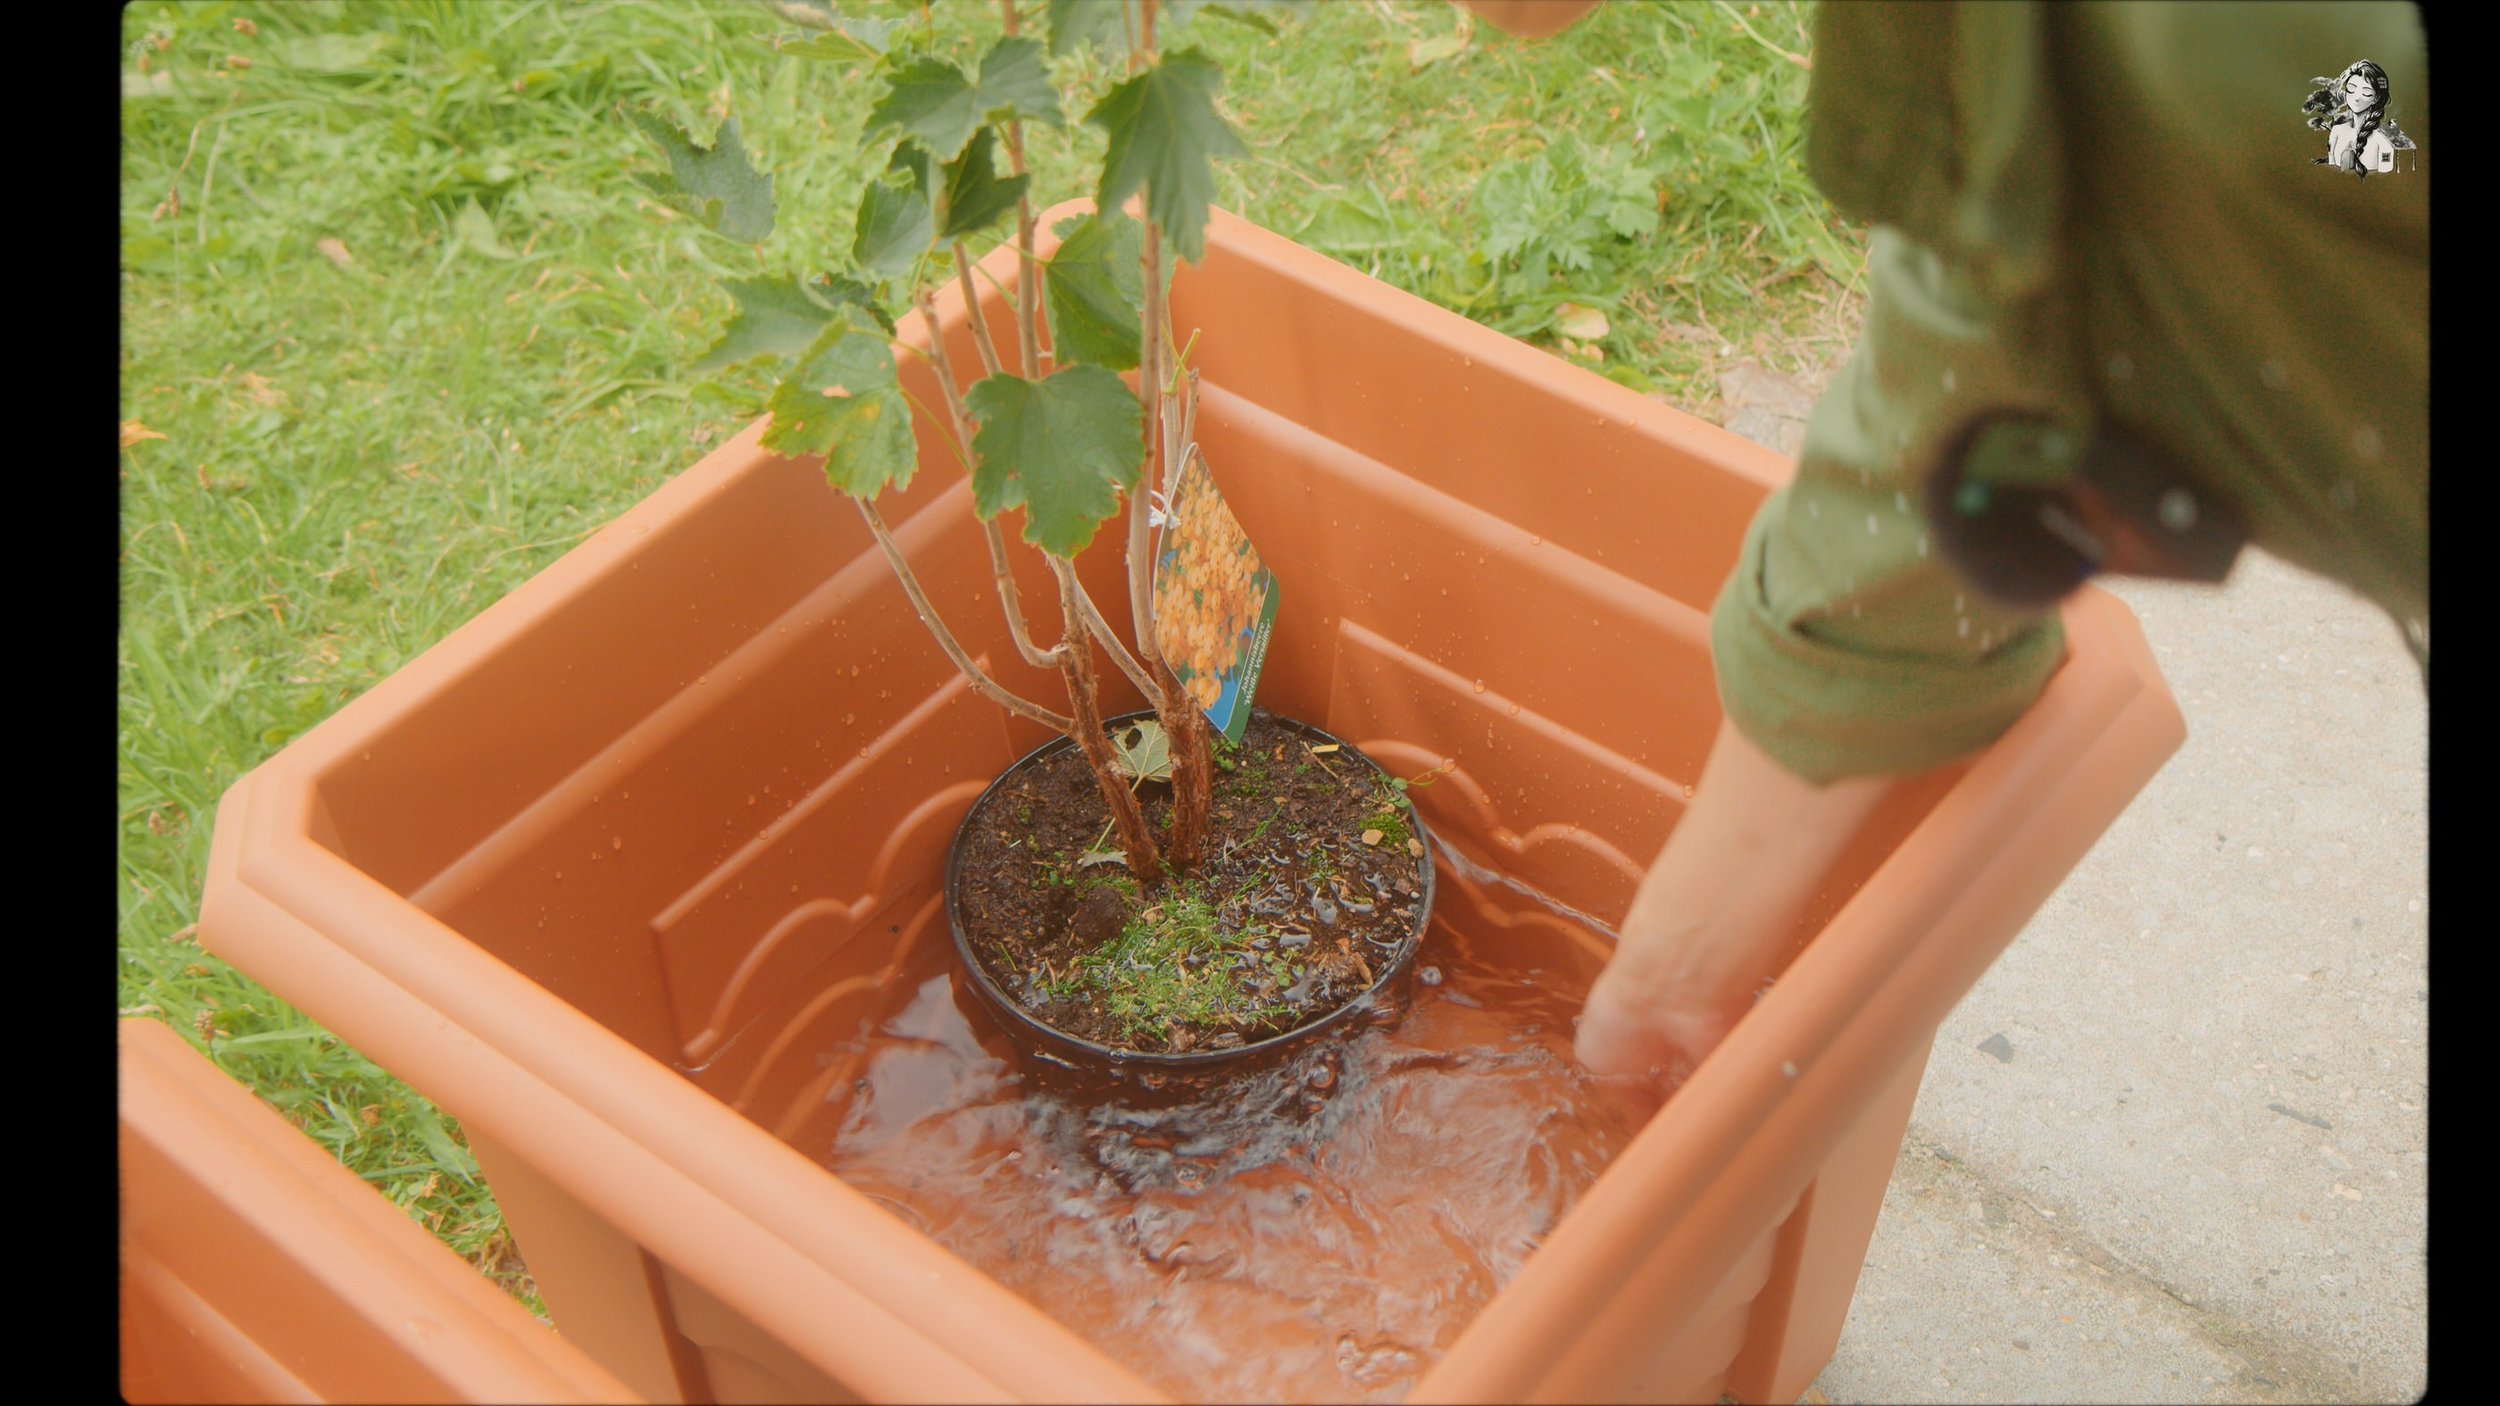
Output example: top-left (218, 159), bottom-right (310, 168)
top-left (1421, 828), bottom-right (1622, 947)
top-left (799, 888), bottom-right (1655, 1402)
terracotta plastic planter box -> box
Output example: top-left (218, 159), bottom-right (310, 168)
top-left (117, 1017), bottom-right (634, 1403)
top-left (199, 206), bottom-right (2183, 1404)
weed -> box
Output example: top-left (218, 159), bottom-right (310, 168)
top-left (1358, 808), bottom-right (1411, 847)
top-left (1068, 879), bottom-right (1292, 1038)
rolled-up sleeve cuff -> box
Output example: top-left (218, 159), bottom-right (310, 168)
top-left (1709, 501), bottom-right (2067, 786)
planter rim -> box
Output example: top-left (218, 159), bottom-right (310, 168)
top-left (195, 203), bottom-right (2187, 1405)
top-left (944, 707), bottom-right (1436, 1077)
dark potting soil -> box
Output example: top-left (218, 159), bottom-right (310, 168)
top-left (952, 710), bottom-right (1429, 1055)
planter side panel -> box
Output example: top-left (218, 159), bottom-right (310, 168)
top-left (1178, 211), bottom-right (1784, 617)
top-left (313, 446), bottom-right (860, 902)
top-left (385, 484), bottom-right (1020, 1077)
top-left (1198, 386), bottom-right (1723, 802)
top-left (1726, 1042), bottom-right (1934, 1404)
top-left (117, 1019), bottom-right (635, 1405)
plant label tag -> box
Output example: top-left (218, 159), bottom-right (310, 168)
top-left (1153, 450), bottom-right (1279, 745)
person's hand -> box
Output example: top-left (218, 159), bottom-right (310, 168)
top-left (1572, 718), bottom-right (1893, 1083)
top-left (1573, 887), bottom-right (1748, 1081)
top-left (1573, 936), bottom-right (1740, 1082)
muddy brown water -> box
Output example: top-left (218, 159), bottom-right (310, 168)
top-left (786, 881), bottom-right (1667, 1402)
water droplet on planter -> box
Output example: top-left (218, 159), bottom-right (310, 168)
top-left (612, 836), bottom-right (623, 851)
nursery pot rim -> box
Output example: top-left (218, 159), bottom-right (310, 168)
top-left (943, 707), bottom-right (1436, 1077)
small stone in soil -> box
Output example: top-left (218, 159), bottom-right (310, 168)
top-left (1361, 829), bottom-right (1384, 846)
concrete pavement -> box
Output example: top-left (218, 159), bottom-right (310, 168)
top-left (1807, 552), bottom-right (2430, 1402)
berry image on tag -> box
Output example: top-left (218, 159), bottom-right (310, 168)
top-left (1153, 450), bottom-right (1278, 745)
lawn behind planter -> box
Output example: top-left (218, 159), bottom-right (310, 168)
top-left (118, 0), bottom-right (1859, 1313)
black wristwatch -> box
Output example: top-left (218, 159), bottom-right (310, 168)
top-left (1924, 414), bottom-right (2249, 609)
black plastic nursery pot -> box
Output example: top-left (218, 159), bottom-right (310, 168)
top-left (944, 708), bottom-right (1437, 1093)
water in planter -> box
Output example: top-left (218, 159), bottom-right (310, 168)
top-left (788, 868), bottom-right (1665, 1402)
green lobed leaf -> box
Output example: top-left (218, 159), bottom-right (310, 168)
top-left (762, 321), bottom-right (918, 496)
top-left (1044, 212), bottom-right (1144, 370)
top-left (889, 141), bottom-right (939, 202)
top-left (626, 108), bottom-right (776, 244)
top-left (965, 365), bottom-right (1143, 557)
top-left (1045, 0), bottom-right (1131, 57)
top-left (770, 14), bottom-right (901, 60)
top-left (973, 36), bottom-right (1063, 128)
top-left (819, 273), bottom-right (897, 335)
top-left (938, 128), bottom-right (1030, 243)
top-left (869, 56), bottom-right (985, 161)
top-left (695, 274), bottom-right (882, 373)
top-left (868, 37), bottom-right (1061, 164)
top-left (1085, 49), bottom-right (1246, 264)
top-left (698, 277), bottom-right (840, 373)
top-left (852, 172), bottom-right (935, 282)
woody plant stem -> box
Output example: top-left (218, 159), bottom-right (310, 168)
top-left (1122, 0), bottom-right (1215, 873)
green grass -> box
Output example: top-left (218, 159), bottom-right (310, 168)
top-left (1073, 878), bottom-right (1295, 1039)
top-left (119, 0), bottom-right (1858, 1316)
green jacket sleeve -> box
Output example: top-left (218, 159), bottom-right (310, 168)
top-left (1710, 1), bottom-right (2429, 782)
top-left (1709, 226), bottom-right (2078, 786)
top-left (1710, 3), bottom-right (2095, 785)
